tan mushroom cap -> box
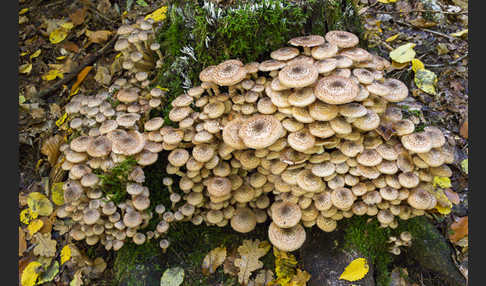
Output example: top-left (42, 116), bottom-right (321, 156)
top-left (63, 180), bottom-right (84, 203)
top-left (314, 58), bottom-right (338, 73)
top-left (258, 59), bottom-right (286, 72)
top-left (297, 169), bottom-right (323, 192)
top-left (136, 150), bottom-right (158, 166)
top-left (313, 192), bottom-right (333, 211)
top-left (417, 148), bottom-right (445, 167)
top-left (379, 187), bottom-right (399, 201)
top-left (423, 126), bottom-right (446, 148)
top-left (331, 187), bottom-right (355, 209)
top-left (199, 65), bottom-right (216, 82)
top-left (172, 94), bottom-right (193, 107)
top-left (341, 48), bottom-right (373, 62)
top-left (407, 188), bottom-right (436, 210)
top-left (117, 89), bottom-right (139, 103)
top-left (270, 47), bottom-right (300, 61)
top-left (314, 75), bottom-right (359, 105)
top-left (144, 117), bottom-right (164, 131)
top-left (238, 114), bottom-right (284, 149)
top-left (377, 209), bottom-right (394, 224)
top-left (352, 68), bottom-right (374, 84)
top-left (230, 207), bottom-right (257, 233)
top-left (325, 30), bottom-right (359, 48)
top-left (222, 118), bottom-right (247, 150)
top-left (287, 129), bottom-right (316, 152)
top-left (288, 87), bottom-right (316, 107)
top-left (207, 176), bottom-right (232, 197)
top-left (289, 35), bottom-right (325, 48)
top-left (401, 132), bottom-right (433, 153)
top-left (334, 55), bottom-right (353, 68)
top-left (271, 201), bottom-right (302, 228)
top-left (316, 215), bottom-right (337, 232)
top-left (398, 172), bottom-right (420, 188)
top-left (87, 136), bottom-right (112, 157)
top-left (308, 121), bottom-right (335, 139)
top-left (123, 210), bottom-right (143, 228)
top-left (268, 222), bottom-right (306, 252)
top-left (376, 143), bottom-right (398, 161)
top-left (133, 195), bottom-right (150, 211)
top-left (70, 136), bottom-right (94, 153)
top-left (111, 130), bottom-right (146, 156)
top-left (352, 110), bottom-right (380, 131)
top-left (311, 162), bottom-right (335, 178)
top-left (382, 79), bottom-right (408, 102)
top-left (311, 42), bottom-right (338, 60)
top-left (357, 149), bottom-right (383, 166)
top-left (168, 148), bottom-right (190, 167)
top-left (393, 119), bottom-right (415, 136)
top-left (192, 144), bottom-right (215, 162)
top-left (308, 101), bottom-right (339, 121)
top-left (339, 140), bottom-right (364, 157)
top-left (339, 103), bottom-right (367, 118)
top-left (278, 61), bottom-right (318, 88)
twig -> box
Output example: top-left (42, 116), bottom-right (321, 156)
top-left (425, 53), bottom-right (468, 68)
top-left (35, 35), bottom-right (118, 99)
top-left (364, 9), bottom-right (467, 15)
top-left (395, 20), bottom-right (460, 41)
top-left (87, 6), bottom-right (117, 25)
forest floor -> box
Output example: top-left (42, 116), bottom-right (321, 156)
top-left (18, 0), bottom-right (468, 285)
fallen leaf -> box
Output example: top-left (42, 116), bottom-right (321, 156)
top-left (234, 239), bottom-right (271, 286)
top-left (433, 176), bottom-right (451, 189)
top-left (202, 246), bottom-right (227, 275)
top-left (63, 41), bottom-right (80, 53)
top-left (414, 68), bottom-right (437, 95)
top-left (19, 227), bottom-right (27, 256)
top-left (70, 269), bottom-right (84, 286)
top-left (94, 65), bottom-right (112, 86)
top-left (377, 0), bottom-right (397, 3)
top-left (408, 17), bottom-right (437, 28)
top-left (61, 245), bottom-right (72, 265)
top-left (27, 219), bottom-right (44, 236)
top-left (253, 269), bottom-right (274, 286)
top-left (21, 261), bottom-right (42, 286)
top-left (29, 49), bottom-right (41, 61)
top-left (19, 63), bottom-right (33, 74)
top-left (37, 260), bottom-right (59, 284)
top-left (42, 69), bottom-right (64, 81)
top-left (85, 30), bottom-right (112, 44)
top-left (33, 232), bottom-right (57, 257)
top-left (339, 258), bottom-right (369, 282)
top-left (160, 267), bottom-right (184, 286)
top-left (49, 28), bottom-right (69, 44)
top-left (289, 269), bottom-right (311, 286)
top-left (450, 29), bottom-right (468, 38)
top-left (389, 43), bottom-right (416, 63)
top-left (20, 207), bottom-right (38, 224)
top-left (51, 182), bottom-right (65, 206)
top-left (436, 43), bottom-right (449, 55)
top-left (41, 134), bottom-right (64, 166)
top-left (19, 8), bottom-right (29, 15)
top-left (449, 216), bottom-right (468, 243)
top-left (145, 6), bottom-right (168, 22)
top-left (137, 0), bottom-right (149, 7)
top-left (411, 58), bottom-right (424, 72)
top-left (70, 66), bottom-right (93, 96)
top-left (268, 248), bottom-right (298, 286)
top-left (385, 34), bottom-right (399, 42)
top-left (27, 192), bottom-right (53, 216)
top-left (69, 7), bottom-right (87, 26)
top-left (461, 159), bottom-right (468, 174)
top-left (93, 257), bottom-right (107, 274)
top-left (459, 120), bottom-right (468, 139)
top-left (19, 15), bottom-right (29, 24)
top-left (55, 112), bottom-right (68, 128)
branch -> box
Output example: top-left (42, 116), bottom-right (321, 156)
top-left (395, 20), bottom-right (461, 41)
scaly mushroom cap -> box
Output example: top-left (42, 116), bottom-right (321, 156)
top-left (199, 65), bottom-right (216, 82)
top-left (401, 132), bottom-right (433, 153)
top-left (357, 149), bottom-right (383, 166)
top-left (111, 130), bottom-right (145, 156)
top-left (325, 30), bottom-right (359, 48)
top-left (311, 42), bottom-right (338, 60)
top-left (238, 114), bottom-right (284, 149)
top-left (117, 89), bottom-right (139, 103)
top-left (207, 177), bottom-right (232, 197)
top-left (70, 136), bottom-right (94, 153)
top-left (296, 169), bottom-right (323, 192)
top-left (278, 61), bottom-right (318, 88)
top-left (339, 103), bottom-right (368, 118)
top-left (212, 59), bottom-right (247, 86)
top-left (314, 58), bottom-right (338, 73)
top-left (222, 118), bottom-right (247, 150)
top-left (382, 79), bottom-right (408, 102)
top-left (87, 136), bottom-right (112, 158)
top-left (270, 47), bottom-right (300, 61)
top-left (314, 75), bottom-right (359, 104)
top-left (316, 215), bottom-right (337, 232)
top-left (313, 192), bottom-right (333, 211)
top-left (258, 59), bottom-right (286, 72)
top-left (123, 210), bottom-right (143, 228)
top-left (288, 88), bottom-right (316, 107)
top-left (340, 48), bottom-right (373, 62)
top-left (230, 207), bottom-right (257, 233)
top-left (168, 149), bottom-right (190, 167)
top-left (423, 126), bottom-right (446, 148)
top-left (407, 188), bottom-right (436, 210)
top-left (288, 35), bottom-right (325, 48)
top-left (268, 222), bottom-right (306, 252)
top-left (308, 101), bottom-right (339, 121)
top-left (288, 129), bottom-right (316, 152)
top-left (271, 201), bottom-right (302, 228)
top-left (379, 187), bottom-right (399, 201)
top-left (352, 110), bottom-right (381, 131)
top-left (331, 187), bottom-right (355, 209)
top-left (63, 180), bottom-right (84, 203)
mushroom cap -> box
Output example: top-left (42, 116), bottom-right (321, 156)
top-left (268, 222), bottom-right (306, 252)
top-left (311, 42), bottom-right (338, 60)
top-left (288, 129), bottom-right (316, 152)
top-left (212, 60), bottom-right (247, 86)
top-left (133, 195), bottom-right (150, 211)
top-left (222, 118), bottom-right (247, 150)
top-left (111, 130), bottom-right (146, 156)
top-left (117, 89), bottom-right (139, 103)
top-left (270, 47), bottom-right (300, 61)
top-left (376, 143), bottom-right (398, 161)
top-left (407, 188), bottom-right (436, 210)
top-left (168, 149), bottom-right (190, 167)
top-left (199, 65), bottom-right (216, 82)
top-left (314, 76), bottom-right (359, 104)
top-left (311, 162), bottom-right (336, 178)
top-left (377, 209), bottom-right (394, 224)
top-left (63, 180), bottom-right (84, 203)
top-left (271, 201), bottom-right (302, 228)
top-left (308, 101), bottom-right (339, 121)
top-left (382, 79), bottom-right (408, 102)
top-left (398, 172), bottom-right (420, 188)
top-left (87, 136), bottom-right (112, 157)
top-left (258, 59), bottom-right (286, 72)
top-left (325, 30), bottom-right (359, 48)
top-left (316, 215), bottom-right (337, 232)
top-left (357, 149), bottom-right (383, 166)
top-left (230, 207), bottom-right (257, 233)
top-left (288, 87), bottom-right (316, 107)
top-left (289, 35), bottom-right (325, 48)
top-left (207, 177), bottom-right (232, 197)
top-left (144, 117), bottom-right (164, 131)
top-left (70, 136), bottom-right (94, 153)
top-left (136, 150), bottom-right (158, 166)
top-left (339, 103), bottom-right (367, 118)
top-left (313, 192), bottom-right (333, 211)
top-left (83, 208), bottom-right (100, 225)
top-left (99, 120), bottom-right (118, 134)
top-left (296, 169), bottom-right (323, 192)
top-left (352, 110), bottom-right (380, 131)
top-left (339, 141), bottom-right (364, 157)
top-left (393, 119), bottom-right (415, 136)
top-left (238, 114), bottom-right (284, 149)
top-left (401, 132), bottom-right (433, 153)
top-left (123, 210), bottom-right (142, 228)
top-left (308, 121), bottom-right (335, 138)
top-left (331, 187), bottom-right (355, 209)
top-left (379, 187), bottom-right (399, 201)
top-left (314, 58), bottom-right (338, 73)
top-left (278, 61), bottom-right (318, 88)
top-left (341, 48), bottom-right (373, 62)
top-left (423, 126), bottom-right (446, 148)
top-left (352, 69), bottom-right (374, 84)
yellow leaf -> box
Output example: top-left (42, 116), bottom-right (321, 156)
top-left (411, 58), bottom-right (425, 72)
top-left (21, 51), bottom-right (29, 56)
top-left (61, 245), bottom-right (72, 265)
top-left (234, 239), bottom-right (271, 285)
top-left (70, 269), bottom-right (84, 286)
top-left (377, 0), bottom-right (397, 3)
top-left (433, 176), bottom-right (452, 188)
top-left (55, 112), bottom-right (68, 128)
top-left (21, 261), bottom-right (42, 286)
top-left (20, 208), bottom-right (38, 224)
top-left (49, 28), bottom-right (69, 44)
top-left (61, 22), bottom-right (74, 30)
top-left (436, 204), bottom-right (452, 215)
top-left (145, 6), bottom-right (168, 22)
top-left (385, 34), bottom-right (399, 42)
top-left (414, 68), bottom-right (437, 95)
top-left (42, 69), bottom-right (64, 81)
top-left (70, 66), bottom-right (92, 96)
top-left (115, 52), bottom-right (122, 59)
top-left (27, 192), bottom-right (53, 216)
top-left (19, 8), bottom-right (29, 15)
top-left (51, 182), bottom-right (65, 205)
top-left (339, 258), bottom-right (369, 282)
top-left (289, 269), bottom-right (311, 286)
top-left (202, 246), bottom-right (227, 275)
top-left (56, 55), bottom-right (67, 60)
top-left (27, 219), bottom-right (44, 236)
top-left (19, 63), bottom-right (33, 74)
top-left (29, 49), bottom-right (41, 61)
top-left (155, 85), bottom-right (169, 91)
top-left (450, 29), bottom-right (468, 38)
top-left (389, 43), bottom-right (416, 63)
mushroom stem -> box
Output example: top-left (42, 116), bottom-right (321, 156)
top-left (303, 47), bottom-right (311, 56)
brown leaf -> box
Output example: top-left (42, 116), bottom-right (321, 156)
top-left (19, 227), bottom-right (27, 256)
top-left (85, 30), bottom-right (112, 44)
top-left (459, 119), bottom-right (468, 139)
top-left (70, 66), bottom-right (93, 96)
top-left (33, 232), bottom-right (57, 257)
top-left (63, 41), bottom-right (80, 53)
top-left (202, 246), bottom-right (227, 275)
top-left (223, 248), bottom-right (239, 277)
top-left (41, 135), bottom-right (64, 166)
top-left (234, 240), bottom-right (271, 286)
top-left (253, 269), bottom-right (274, 286)
top-left (94, 66), bottom-right (112, 86)
top-left (69, 7), bottom-right (88, 26)
top-left (449, 216), bottom-right (468, 243)
top-left (408, 17), bottom-right (437, 28)
top-left (39, 211), bottom-right (57, 234)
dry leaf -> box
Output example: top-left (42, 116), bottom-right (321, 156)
top-left (27, 192), bottom-right (53, 216)
top-left (53, 219), bottom-right (70, 235)
top-left (339, 258), bottom-right (369, 282)
top-left (94, 65), bottom-right (112, 86)
top-left (69, 7), bottom-right (87, 26)
top-left (460, 120), bottom-right (468, 139)
top-left (21, 261), bottom-right (42, 286)
top-left (70, 66), bottom-right (93, 96)
top-left (70, 269), bottom-right (84, 286)
top-left (85, 30), bottom-right (112, 44)
top-left (27, 219), bottom-right (44, 236)
top-left (41, 134), bottom-right (64, 166)
top-left (449, 216), bottom-right (468, 243)
top-left (92, 257), bottom-right (107, 274)
top-left (33, 232), bottom-right (57, 257)
top-left (253, 269), bottom-right (274, 286)
top-left (223, 247), bottom-right (239, 276)
top-left (51, 182), bottom-right (65, 206)
top-left (234, 240), bottom-right (271, 286)
top-left (19, 227), bottom-right (27, 256)
top-left (408, 17), bottom-right (437, 28)
top-left (19, 63), bottom-right (33, 74)
top-left (63, 41), bottom-right (80, 53)
top-left (202, 246), bottom-right (227, 275)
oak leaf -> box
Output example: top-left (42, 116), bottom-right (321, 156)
top-left (202, 246), bottom-right (227, 275)
top-left (234, 239), bottom-right (271, 285)
top-left (33, 232), bottom-right (57, 257)
top-left (449, 216), bottom-right (468, 243)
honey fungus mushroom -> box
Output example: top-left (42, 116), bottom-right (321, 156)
top-left (55, 27), bottom-right (456, 253)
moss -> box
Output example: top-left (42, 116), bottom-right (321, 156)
top-left (342, 216), bottom-right (394, 286)
top-left (95, 157), bottom-right (138, 204)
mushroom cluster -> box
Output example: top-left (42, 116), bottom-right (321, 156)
top-left (114, 18), bottom-right (163, 82)
top-left (388, 231), bottom-right (413, 255)
top-left (154, 31), bottom-right (454, 252)
top-left (56, 72), bottom-right (171, 250)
